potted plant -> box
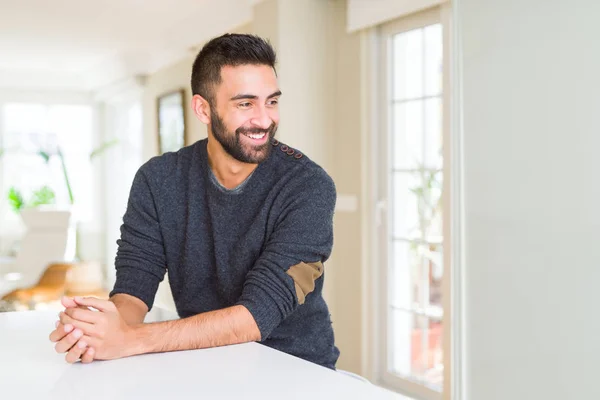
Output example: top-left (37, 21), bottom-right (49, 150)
top-left (0, 140), bottom-right (118, 296)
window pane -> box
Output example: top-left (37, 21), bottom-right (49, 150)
top-left (49, 105), bottom-right (92, 154)
top-left (1, 152), bottom-right (52, 222)
top-left (425, 243), bottom-right (443, 311)
top-left (387, 19), bottom-right (444, 394)
top-left (424, 97), bottom-right (443, 170)
top-left (391, 241), bottom-right (418, 310)
top-left (393, 100), bottom-right (423, 170)
top-left (393, 170), bottom-right (443, 241)
top-left (49, 105), bottom-right (94, 221)
top-left (1, 103), bottom-right (94, 223)
top-left (2, 105), bottom-right (54, 213)
top-left (3, 104), bottom-right (47, 140)
top-left (392, 172), bottom-right (420, 239)
top-left (391, 242), bottom-right (444, 312)
top-left (390, 308), bottom-right (413, 377)
top-left (390, 310), bottom-right (443, 392)
top-left (421, 169), bottom-right (443, 242)
top-left (393, 28), bottom-right (423, 100)
top-left (424, 24), bottom-right (443, 97)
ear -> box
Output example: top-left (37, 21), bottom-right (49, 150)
top-left (192, 94), bottom-right (211, 125)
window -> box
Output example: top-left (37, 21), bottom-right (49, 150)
top-left (376, 6), bottom-right (449, 399)
top-left (0, 103), bottom-right (94, 230)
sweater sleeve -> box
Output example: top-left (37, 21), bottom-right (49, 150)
top-left (236, 168), bottom-right (336, 340)
top-left (109, 166), bottom-right (167, 310)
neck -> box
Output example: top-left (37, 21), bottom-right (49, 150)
top-left (206, 136), bottom-right (258, 190)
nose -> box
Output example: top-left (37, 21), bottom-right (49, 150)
top-left (250, 105), bottom-right (272, 129)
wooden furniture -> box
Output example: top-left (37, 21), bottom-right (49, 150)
top-left (1, 262), bottom-right (72, 305)
top-left (1, 262), bottom-right (108, 309)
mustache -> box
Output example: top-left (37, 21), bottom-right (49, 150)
top-left (236, 122), bottom-right (277, 136)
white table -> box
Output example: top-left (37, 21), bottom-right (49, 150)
top-left (0, 309), bottom-right (407, 400)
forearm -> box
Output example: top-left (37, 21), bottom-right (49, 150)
top-left (110, 293), bottom-right (148, 325)
top-left (129, 305), bottom-right (260, 355)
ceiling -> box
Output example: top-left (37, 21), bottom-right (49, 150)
top-left (0, 0), bottom-right (257, 91)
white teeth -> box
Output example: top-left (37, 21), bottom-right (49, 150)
top-left (247, 133), bottom-right (266, 139)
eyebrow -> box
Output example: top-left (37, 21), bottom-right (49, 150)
top-left (230, 90), bottom-right (282, 101)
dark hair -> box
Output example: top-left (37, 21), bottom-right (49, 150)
top-left (191, 33), bottom-right (277, 105)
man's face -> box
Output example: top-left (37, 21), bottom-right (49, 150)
top-left (209, 64), bottom-right (280, 164)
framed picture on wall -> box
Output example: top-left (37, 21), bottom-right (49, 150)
top-left (157, 89), bottom-right (186, 154)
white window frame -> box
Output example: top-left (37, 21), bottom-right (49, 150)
top-left (367, 5), bottom-right (453, 400)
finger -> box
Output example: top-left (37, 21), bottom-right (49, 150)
top-left (64, 308), bottom-right (101, 324)
top-left (55, 328), bottom-right (83, 353)
top-left (59, 312), bottom-right (96, 336)
top-left (49, 321), bottom-right (74, 343)
top-left (65, 338), bottom-right (88, 364)
top-left (61, 296), bottom-right (77, 308)
top-left (62, 296), bottom-right (91, 312)
top-left (73, 296), bottom-right (115, 312)
top-left (81, 347), bottom-right (95, 364)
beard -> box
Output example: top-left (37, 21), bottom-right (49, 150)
top-left (210, 109), bottom-right (278, 164)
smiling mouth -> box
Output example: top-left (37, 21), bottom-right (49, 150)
top-left (241, 131), bottom-right (269, 143)
top-left (243, 132), bottom-right (266, 140)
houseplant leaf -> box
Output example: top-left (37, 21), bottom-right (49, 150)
top-left (89, 139), bottom-right (119, 161)
top-left (38, 150), bottom-right (51, 163)
top-left (7, 187), bottom-right (25, 213)
top-left (56, 147), bottom-right (75, 205)
top-left (29, 186), bottom-right (56, 207)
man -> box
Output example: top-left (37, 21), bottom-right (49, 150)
top-left (49, 33), bottom-right (340, 370)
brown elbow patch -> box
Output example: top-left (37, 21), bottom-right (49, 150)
top-left (286, 261), bottom-right (324, 305)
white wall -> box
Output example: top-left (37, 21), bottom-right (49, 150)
top-left (252, 0), bottom-right (335, 173)
top-left (142, 55), bottom-right (207, 162)
top-left (328, 0), bottom-right (364, 375)
top-left (251, 0), bottom-right (366, 373)
top-left (460, 0), bottom-right (600, 399)
top-left (347, 0), bottom-right (446, 32)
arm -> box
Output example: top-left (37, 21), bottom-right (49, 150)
top-left (110, 293), bottom-right (148, 325)
top-left (236, 168), bottom-right (336, 340)
top-left (130, 305), bottom-right (259, 355)
top-left (109, 165), bottom-right (168, 311)
top-left (51, 163), bottom-right (167, 363)
top-left (59, 298), bottom-right (259, 360)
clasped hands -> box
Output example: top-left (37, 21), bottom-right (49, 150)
top-left (49, 296), bottom-right (135, 364)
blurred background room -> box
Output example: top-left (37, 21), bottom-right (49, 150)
top-left (1, 1), bottom-right (599, 399)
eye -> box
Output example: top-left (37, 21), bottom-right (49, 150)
top-left (238, 102), bottom-right (252, 109)
top-left (267, 99), bottom-right (279, 106)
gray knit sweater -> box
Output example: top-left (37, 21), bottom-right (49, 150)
top-left (110, 138), bottom-right (340, 369)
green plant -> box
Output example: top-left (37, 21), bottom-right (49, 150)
top-left (2, 140), bottom-right (118, 208)
top-left (7, 187), bottom-right (24, 213)
top-left (7, 185), bottom-right (56, 214)
top-left (54, 139), bottom-right (118, 205)
top-left (89, 139), bottom-right (119, 160)
top-left (2, 140), bottom-right (119, 261)
top-left (29, 185), bottom-right (56, 207)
